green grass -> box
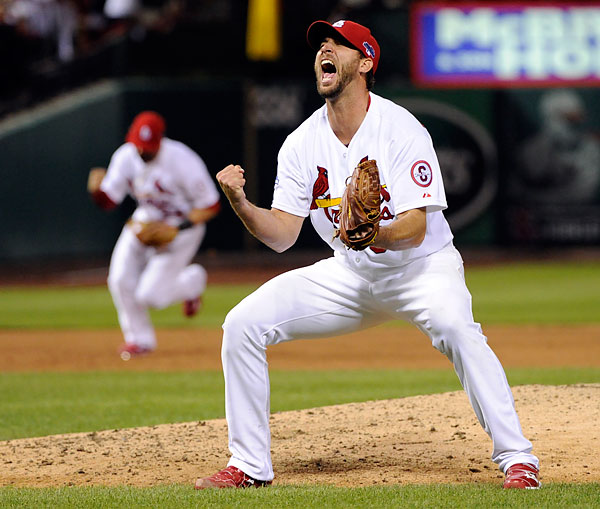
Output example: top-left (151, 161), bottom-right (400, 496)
top-left (0, 261), bottom-right (598, 329)
top-left (1, 367), bottom-right (598, 440)
top-left (466, 262), bottom-right (600, 324)
top-left (0, 483), bottom-right (599, 508)
top-left (0, 284), bottom-right (260, 329)
top-left (0, 261), bottom-right (598, 505)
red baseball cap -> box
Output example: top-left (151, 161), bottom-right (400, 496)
top-left (307, 20), bottom-right (380, 73)
top-left (126, 111), bottom-right (165, 153)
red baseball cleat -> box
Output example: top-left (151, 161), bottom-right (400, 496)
top-left (194, 466), bottom-right (272, 489)
top-left (117, 343), bottom-right (154, 361)
top-left (503, 463), bottom-right (541, 489)
top-left (183, 296), bottom-right (202, 317)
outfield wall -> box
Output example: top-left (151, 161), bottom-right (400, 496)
top-left (0, 79), bottom-right (246, 262)
top-left (1, 78), bottom-right (598, 263)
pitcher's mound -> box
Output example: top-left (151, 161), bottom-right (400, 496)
top-left (1, 384), bottom-right (598, 487)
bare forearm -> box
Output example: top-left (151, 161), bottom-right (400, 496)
top-left (372, 207), bottom-right (426, 251)
top-left (217, 164), bottom-right (303, 252)
top-left (87, 167), bottom-right (117, 210)
top-left (188, 202), bottom-right (221, 225)
top-left (231, 199), bottom-right (299, 252)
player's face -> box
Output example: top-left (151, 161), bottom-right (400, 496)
top-left (137, 147), bottom-right (158, 163)
top-left (314, 37), bottom-right (363, 100)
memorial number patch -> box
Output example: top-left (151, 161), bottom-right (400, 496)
top-left (411, 160), bottom-right (433, 187)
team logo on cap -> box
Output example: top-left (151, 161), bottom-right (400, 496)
top-left (332, 20), bottom-right (346, 28)
top-left (139, 125), bottom-right (152, 141)
top-left (411, 160), bottom-right (433, 187)
top-left (363, 41), bottom-right (375, 58)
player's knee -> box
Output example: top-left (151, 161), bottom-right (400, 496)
top-left (222, 306), bottom-right (249, 341)
top-left (221, 305), bottom-right (261, 359)
top-left (428, 311), bottom-right (484, 357)
top-left (187, 263), bottom-right (207, 287)
top-left (135, 286), bottom-right (169, 309)
top-left (107, 271), bottom-right (135, 298)
top-left (428, 313), bottom-right (464, 355)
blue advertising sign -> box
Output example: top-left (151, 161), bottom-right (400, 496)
top-left (411, 2), bottom-right (600, 88)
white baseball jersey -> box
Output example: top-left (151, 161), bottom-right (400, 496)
top-left (101, 138), bottom-right (220, 225)
top-left (272, 93), bottom-right (453, 274)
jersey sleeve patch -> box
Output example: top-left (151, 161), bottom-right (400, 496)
top-left (411, 160), bottom-right (433, 187)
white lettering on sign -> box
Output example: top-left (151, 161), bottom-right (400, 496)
top-left (434, 7), bottom-right (600, 80)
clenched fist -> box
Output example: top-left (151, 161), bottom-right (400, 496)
top-left (217, 164), bottom-right (247, 206)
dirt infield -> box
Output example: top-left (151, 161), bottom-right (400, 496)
top-left (0, 324), bottom-right (599, 372)
top-left (0, 324), bottom-right (599, 487)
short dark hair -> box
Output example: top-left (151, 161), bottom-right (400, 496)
top-left (366, 70), bottom-right (375, 90)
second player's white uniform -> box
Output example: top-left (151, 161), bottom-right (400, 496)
top-left (101, 138), bottom-right (220, 349)
top-left (221, 93), bottom-right (539, 481)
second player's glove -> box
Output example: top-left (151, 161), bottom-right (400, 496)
top-left (335, 159), bottom-right (382, 251)
top-left (130, 221), bottom-right (178, 247)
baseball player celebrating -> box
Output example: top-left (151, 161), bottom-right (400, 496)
top-left (87, 111), bottom-right (220, 360)
top-left (195, 21), bottom-right (540, 489)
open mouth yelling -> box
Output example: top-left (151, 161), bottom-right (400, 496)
top-left (320, 59), bottom-right (337, 85)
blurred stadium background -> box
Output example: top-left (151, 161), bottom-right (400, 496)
top-left (1, 0), bottom-right (600, 281)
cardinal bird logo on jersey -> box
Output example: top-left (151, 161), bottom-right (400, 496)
top-left (311, 166), bottom-right (330, 210)
top-left (310, 165), bottom-right (342, 223)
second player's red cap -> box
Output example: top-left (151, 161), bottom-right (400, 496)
top-left (126, 111), bottom-right (165, 153)
top-left (307, 20), bottom-right (380, 73)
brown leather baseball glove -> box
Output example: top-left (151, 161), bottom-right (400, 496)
top-left (130, 221), bottom-right (178, 247)
top-left (335, 159), bottom-right (381, 251)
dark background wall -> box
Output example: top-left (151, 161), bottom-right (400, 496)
top-left (1, 1), bottom-right (599, 267)
top-left (0, 79), bottom-right (246, 262)
top-left (0, 78), bottom-right (503, 263)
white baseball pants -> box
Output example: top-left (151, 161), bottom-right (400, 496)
top-left (221, 243), bottom-right (539, 481)
top-left (107, 223), bottom-right (207, 349)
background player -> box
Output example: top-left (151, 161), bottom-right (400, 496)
top-left (195, 20), bottom-right (540, 490)
top-left (87, 111), bottom-right (220, 360)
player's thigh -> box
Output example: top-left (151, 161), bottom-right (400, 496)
top-left (378, 244), bottom-right (473, 325)
top-left (224, 258), bottom-right (384, 347)
top-left (388, 246), bottom-right (479, 349)
top-left (139, 227), bottom-right (203, 292)
top-left (108, 227), bottom-right (146, 287)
